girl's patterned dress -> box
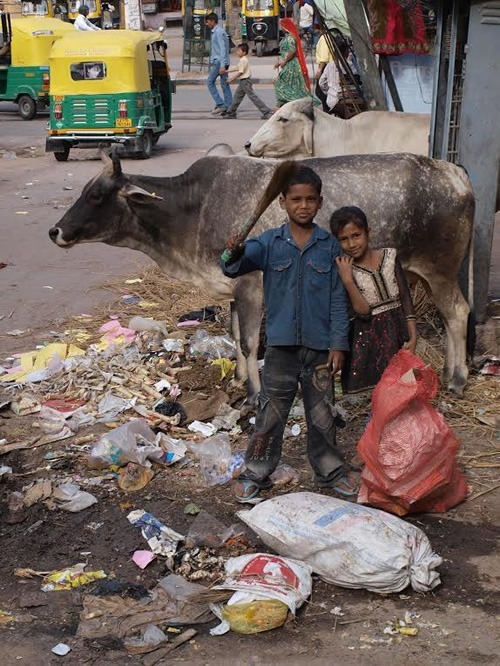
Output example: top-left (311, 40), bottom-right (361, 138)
top-left (342, 247), bottom-right (416, 393)
top-left (274, 34), bottom-right (311, 106)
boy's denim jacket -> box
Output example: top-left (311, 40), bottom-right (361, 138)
top-left (221, 222), bottom-right (349, 352)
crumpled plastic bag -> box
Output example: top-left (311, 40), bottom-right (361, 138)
top-left (88, 420), bottom-right (160, 469)
top-left (52, 482), bottom-right (98, 512)
top-left (127, 509), bottom-right (183, 557)
top-left (189, 329), bottom-right (236, 360)
top-left (357, 350), bottom-right (469, 515)
top-left (187, 433), bottom-right (244, 486)
top-left (238, 492), bottom-right (443, 594)
top-left (212, 594), bottom-right (289, 635)
top-left (41, 564), bottom-right (106, 592)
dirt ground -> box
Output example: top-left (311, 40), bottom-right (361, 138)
top-left (0, 267), bottom-right (499, 666)
top-left (1, 115), bottom-right (500, 664)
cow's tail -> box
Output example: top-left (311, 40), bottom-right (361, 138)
top-left (466, 231), bottom-right (476, 358)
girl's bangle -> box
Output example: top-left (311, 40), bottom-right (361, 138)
top-left (406, 315), bottom-right (416, 321)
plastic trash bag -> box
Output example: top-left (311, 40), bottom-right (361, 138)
top-left (357, 350), bottom-right (469, 515)
top-left (238, 492), bottom-right (443, 594)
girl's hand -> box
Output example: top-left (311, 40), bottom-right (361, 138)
top-left (328, 350), bottom-right (344, 375)
top-left (335, 255), bottom-right (354, 283)
top-left (404, 336), bottom-right (418, 354)
top-left (274, 61), bottom-right (281, 69)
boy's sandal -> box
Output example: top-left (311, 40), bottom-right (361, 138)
top-left (233, 479), bottom-right (260, 504)
top-left (331, 476), bottom-right (359, 498)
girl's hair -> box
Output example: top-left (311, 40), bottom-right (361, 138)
top-left (329, 206), bottom-right (368, 236)
top-left (282, 165), bottom-right (322, 196)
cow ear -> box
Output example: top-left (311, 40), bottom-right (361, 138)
top-left (303, 124), bottom-right (313, 156)
top-left (123, 184), bottom-right (163, 203)
top-left (296, 98), bottom-right (314, 121)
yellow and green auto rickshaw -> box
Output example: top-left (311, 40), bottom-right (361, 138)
top-left (243, 0), bottom-right (280, 57)
top-left (45, 30), bottom-right (174, 161)
top-left (68, 0), bottom-right (101, 25)
top-left (0, 15), bottom-right (73, 119)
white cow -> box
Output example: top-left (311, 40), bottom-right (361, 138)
top-left (245, 98), bottom-right (430, 158)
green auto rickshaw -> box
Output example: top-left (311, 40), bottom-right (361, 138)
top-left (45, 30), bottom-right (174, 161)
top-left (0, 15), bottom-right (73, 119)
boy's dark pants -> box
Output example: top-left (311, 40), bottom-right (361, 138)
top-left (243, 346), bottom-right (346, 488)
top-left (228, 78), bottom-right (271, 115)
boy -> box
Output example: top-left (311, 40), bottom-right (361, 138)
top-left (222, 43), bottom-right (273, 120)
top-left (221, 165), bottom-right (357, 502)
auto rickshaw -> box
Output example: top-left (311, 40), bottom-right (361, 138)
top-left (181, 0), bottom-right (221, 41)
top-left (45, 30), bottom-right (174, 161)
top-left (0, 15), bottom-right (73, 119)
top-left (243, 0), bottom-right (280, 57)
top-left (68, 0), bottom-right (101, 25)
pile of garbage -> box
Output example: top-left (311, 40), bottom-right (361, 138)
top-left (0, 308), bottom-right (469, 659)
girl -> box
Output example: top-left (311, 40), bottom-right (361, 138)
top-left (330, 206), bottom-right (417, 394)
top-left (274, 17), bottom-right (312, 107)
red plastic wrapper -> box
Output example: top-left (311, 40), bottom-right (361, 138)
top-left (357, 350), bottom-right (469, 515)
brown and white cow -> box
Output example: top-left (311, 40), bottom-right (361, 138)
top-left (49, 151), bottom-right (474, 399)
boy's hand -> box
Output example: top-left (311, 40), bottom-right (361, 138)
top-left (335, 255), bottom-right (354, 283)
top-left (328, 350), bottom-right (344, 375)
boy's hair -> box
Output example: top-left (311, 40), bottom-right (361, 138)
top-left (238, 43), bottom-right (249, 54)
top-left (282, 165), bottom-right (322, 196)
top-left (329, 206), bottom-right (368, 236)
top-left (205, 12), bottom-right (218, 22)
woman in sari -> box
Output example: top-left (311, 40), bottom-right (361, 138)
top-left (274, 17), bottom-right (312, 107)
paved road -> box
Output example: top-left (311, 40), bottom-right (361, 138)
top-left (0, 85), bottom-right (276, 153)
top-left (0, 103), bottom-right (268, 351)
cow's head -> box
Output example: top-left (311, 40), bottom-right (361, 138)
top-left (48, 151), bottom-right (162, 249)
top-left (244, 98), bottom-right (314, 158)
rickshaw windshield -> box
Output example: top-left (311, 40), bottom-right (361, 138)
top-left (22, 1), bottom-right (50, 15)
top-left (246, 0), bottom-right (274, 10)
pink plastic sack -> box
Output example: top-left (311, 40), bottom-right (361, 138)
top-left (357, 350), bottom-right (469, 515)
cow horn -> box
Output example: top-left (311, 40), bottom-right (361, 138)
top-left (296, 97), bottom-right (314, 121)
top-left (101, 148), bottom-right (123, 179)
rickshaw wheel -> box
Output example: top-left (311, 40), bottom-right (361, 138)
top-left (18, 95), bottom-right (37, 121)
top-left (137, 131), bottom-right (153, 159)
top-left (256, 41), bottom-right (265, 58)
top-left (54, 144), bottom-right (70, 162)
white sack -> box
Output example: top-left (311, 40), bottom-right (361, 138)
top-left (238, 492), bottom-right (442, 594)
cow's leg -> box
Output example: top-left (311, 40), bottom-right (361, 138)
top-left (420, 273), bottom-right (470, 394)
top-left (233, 274), bottom-right (264, 404)
top-left (229, 300), bottom-right (248, 386)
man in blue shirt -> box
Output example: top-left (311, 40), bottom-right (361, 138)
top-left (205, 12), bottom-right (232, 115)
top-left (221, 165), bottom-right (357, 502)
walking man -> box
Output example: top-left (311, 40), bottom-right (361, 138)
top-left (205, 12), bottom-right (232, 115)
